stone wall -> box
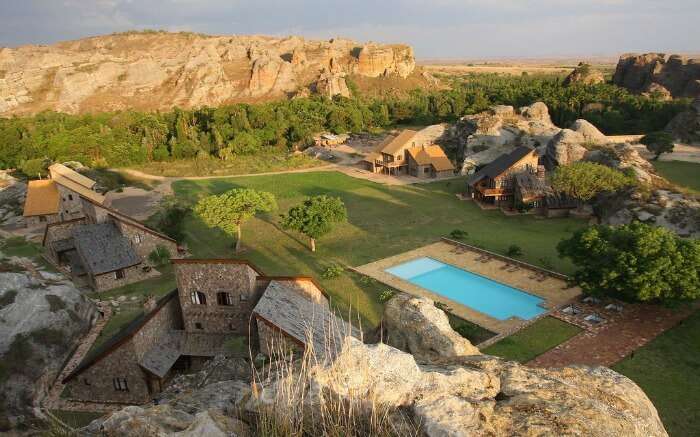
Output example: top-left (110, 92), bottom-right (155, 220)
top-left (64, 295), bottom-right (182, 404)
top-left (91, 263), bottom-right (146, 292)
top-left (174, 262), bottom-right (263, 334)
top-left (25, 213), bottom-right (60, 228)
top-left (57, 185), bottom-right (86, 220)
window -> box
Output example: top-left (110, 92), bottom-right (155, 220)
top-left (217, 292), bottom-right (234, 306)
top-left (83, 378), bottom-right (90, 386)
top-left (133, 234), bottom-right (142, 244)
top-left (240, 293), bottom-right (248, 302)
top-left (39, 216), bottom-right (47, 222)
top-left (195, 322), bottom-right (203, 330)
top-left (190, 291), bottom-right (207, 305)
top-left (68, 194), bottom-right (73, 201)
top-left (423, 167), bottom-right (430, 174)
top-left (114, 269), bottom-right (125, 280)
top-left (112, 378), bottom-right (128, 391)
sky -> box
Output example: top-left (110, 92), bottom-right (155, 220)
top-left (0, 0), bottom-right (698, 59)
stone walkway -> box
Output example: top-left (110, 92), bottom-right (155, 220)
top-left (528, 299), bottom-right (697, 368)
top-left (43, 302), bottom-right (123, 413)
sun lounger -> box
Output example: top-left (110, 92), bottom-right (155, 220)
top-left (501, 263), bottom-right (512, 270)
top-left (507, 266), bottom-right (520, 272)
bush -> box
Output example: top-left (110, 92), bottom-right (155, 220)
top-left (378, 289), bottom-right (396, 303)
top-left (152, 199), bottom-right (189, 241)
top-left (449, 229), bottom-right (468, 240)
top-left (506, 245), bottom-right (523, 257)
top-left (18, 158), bottom-right (50, 179)
top-left (538, 257), bottom-right (554, 270)
top-left (321, 264), bottom-right (344, 279)
top-left (148, 245), bottom-right (171, 267)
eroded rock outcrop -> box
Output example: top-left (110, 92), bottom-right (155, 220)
top-left (613, 53), bottom-right (700, 99)
top-left (666, 98), bottom-right (700, 142)
top-left (0, 32), bottom-right (417, 115)
top-left (382, 294), bottom-right (480, 360)
top-left (563, 62), bottom-right (605, 86)
top-left (91, 294), bottom-right (668, 437)
top-left (0, 258), bottom-right (96, 430)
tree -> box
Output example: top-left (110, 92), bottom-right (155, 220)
top-left (557, 222), bottom-right (700, 303)
top-left (640, 131), bottom-right (674, 160)
top-left (550, 162), bottom-right (635, 204)
top-left (280, 195), bottom-right (347, 252)
top-left (194, 188), bottom-right (276, 252)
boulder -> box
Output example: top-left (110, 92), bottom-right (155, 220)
top-left (382, 294), bottom-right (481, 360)
top-left (665, 97), bottom-right (700, 142)
top-left (0, 265), bottom-right (96, 430)
top-left (314, 70), bottom-right (350, 98)
top-left (545, 129), bottom-right (588, 167)
top-left (519, 101), bottom-right (551, 123)
top-left (563, 63), bottom-right (605, 86)
top-left (570, 119), bottom-right (608, 144)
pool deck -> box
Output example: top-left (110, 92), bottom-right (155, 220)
top-left (354, 240), bottom-right (582, 335)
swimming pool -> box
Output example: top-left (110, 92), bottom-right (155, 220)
top-left (385, 257), bottom-right (546, 320)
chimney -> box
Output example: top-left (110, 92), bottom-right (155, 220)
top-left (143, 295), bottom-right (157, 312)
top-left (537, 165), bottom-right (546, 180)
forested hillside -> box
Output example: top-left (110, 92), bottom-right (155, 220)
top-left (0, 74), bottom-right (689, 175)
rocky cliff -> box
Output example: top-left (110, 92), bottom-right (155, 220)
top-left (0, 31), bottom-right (416, 115)
top-left (613, 53), bottom-right (700, 99)
top-left (563, 62), bottom-right (605, 86)
top-left (86, 295), bottom-right (668, 436)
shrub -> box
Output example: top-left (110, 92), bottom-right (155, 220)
top-left (378, 289), bottom-right (396, 303)
top-left (506, 245), bottom-right (523, 257)
top-left (321, 264), bottom-right (344, 279)
top-left (538, 257), bottom-right (554, 270)
top-left (148, 245), bottom-right (171, 267)
top-left (18, 158), bottom-right (50, 179)
top-left (449, 229), bottom-right (468, 240)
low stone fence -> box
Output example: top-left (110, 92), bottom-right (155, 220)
top-left (440, 237), bottom-right (570, 281)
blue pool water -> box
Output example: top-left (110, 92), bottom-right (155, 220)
top-left (385, 257), bottom-right (546, 320)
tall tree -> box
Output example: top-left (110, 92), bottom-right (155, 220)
top-left (640, 131), bottom-right (675, 160)
top-left (550, 162), bottom-right (636, 204)
top-left (280, 195), bottom-right (347, 252)
top-left (194, 188), bottom-right (276, 252)
top-left (558, 222), bottom-right (700, 302)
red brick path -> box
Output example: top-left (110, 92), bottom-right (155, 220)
top-left (528, 300), bottom-right (697, 368)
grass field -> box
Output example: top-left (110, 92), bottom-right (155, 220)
top-left (170, 171), bottom-right (586, 326)
top-left (613, 310), bottom-right (700, 437)
top-left (482, 317), bottom-right (582, 362)
top-left (652, 160), bottom-right (700, 193)
top-left (129, 152), bottom-right (323, 177)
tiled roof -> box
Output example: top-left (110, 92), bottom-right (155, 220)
top-left (48, 163), bottom-right (97, 189)
top-left (379, 130), bottom-right (418, 155)
top-left (467, 146), bottom-right (535, 185)
top-left (253, 280), bottom-right (358, 360)
top-left (139, 331), bottom-right (229, 378)
top-left (407, 145), bottom-right (455, 171)
top-left (72, 222), bottom-right (141, 275)
top-left (23, 180), bottom-right (60, 217)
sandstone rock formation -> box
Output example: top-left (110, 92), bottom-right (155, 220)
top-left (666, 98), bottom-right (700, 142)
top-left (0, 32), bottom-right (417, 115)
top-left (90, 295), bottom-right (668, 437)
top-left (382, 294), bottom-right (480, 360)
top-left (0, 259), bottom-right (96, 430)
top-left (563, 62), bottom-right (605, 86)
top-left (613, 53), bottom-right (700, 99)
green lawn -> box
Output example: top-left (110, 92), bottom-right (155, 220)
top-left (171, 171), bottom-right (586, 326)
top-left (613, 309), bottom-right (700, 437)
top-left (652, 160), bottom-right (700, 193)
top-left (482, 317), bottom-right (582, 362)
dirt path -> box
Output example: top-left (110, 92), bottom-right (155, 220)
top-left (632, 143), bottom-right (700, 163)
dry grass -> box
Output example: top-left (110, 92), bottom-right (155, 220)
top-left (248, 317), bottom-right (420, 437)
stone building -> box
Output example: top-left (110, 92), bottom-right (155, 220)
top-left (42, 199), bottom-right (180, 292)
top-left (466, 146), bottom-right (540, 207)
top-left (23, 163), bottom-right (106, 227)
top-left (61, 260), bottom-right (355, 405)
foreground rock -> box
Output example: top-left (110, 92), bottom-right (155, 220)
top-left (0, 32), bottom-right (417, 115)
top-left (613, 53), bottom-right (700, 99)
top-left (91, 294), bottom-right (667, 437)
top-left (382, 294), bottom-right (480, 360)
top-left (0, 170), bottom-right (26, 228)
top-left (0, 257), bottom-right (96, 430)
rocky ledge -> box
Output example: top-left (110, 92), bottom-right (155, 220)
top-left (613, 53), bottom-right (700, 99)
top-left (0, 31), bottom-right (416, 115)
top-left (86, 295), bottom-right (668, 436)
